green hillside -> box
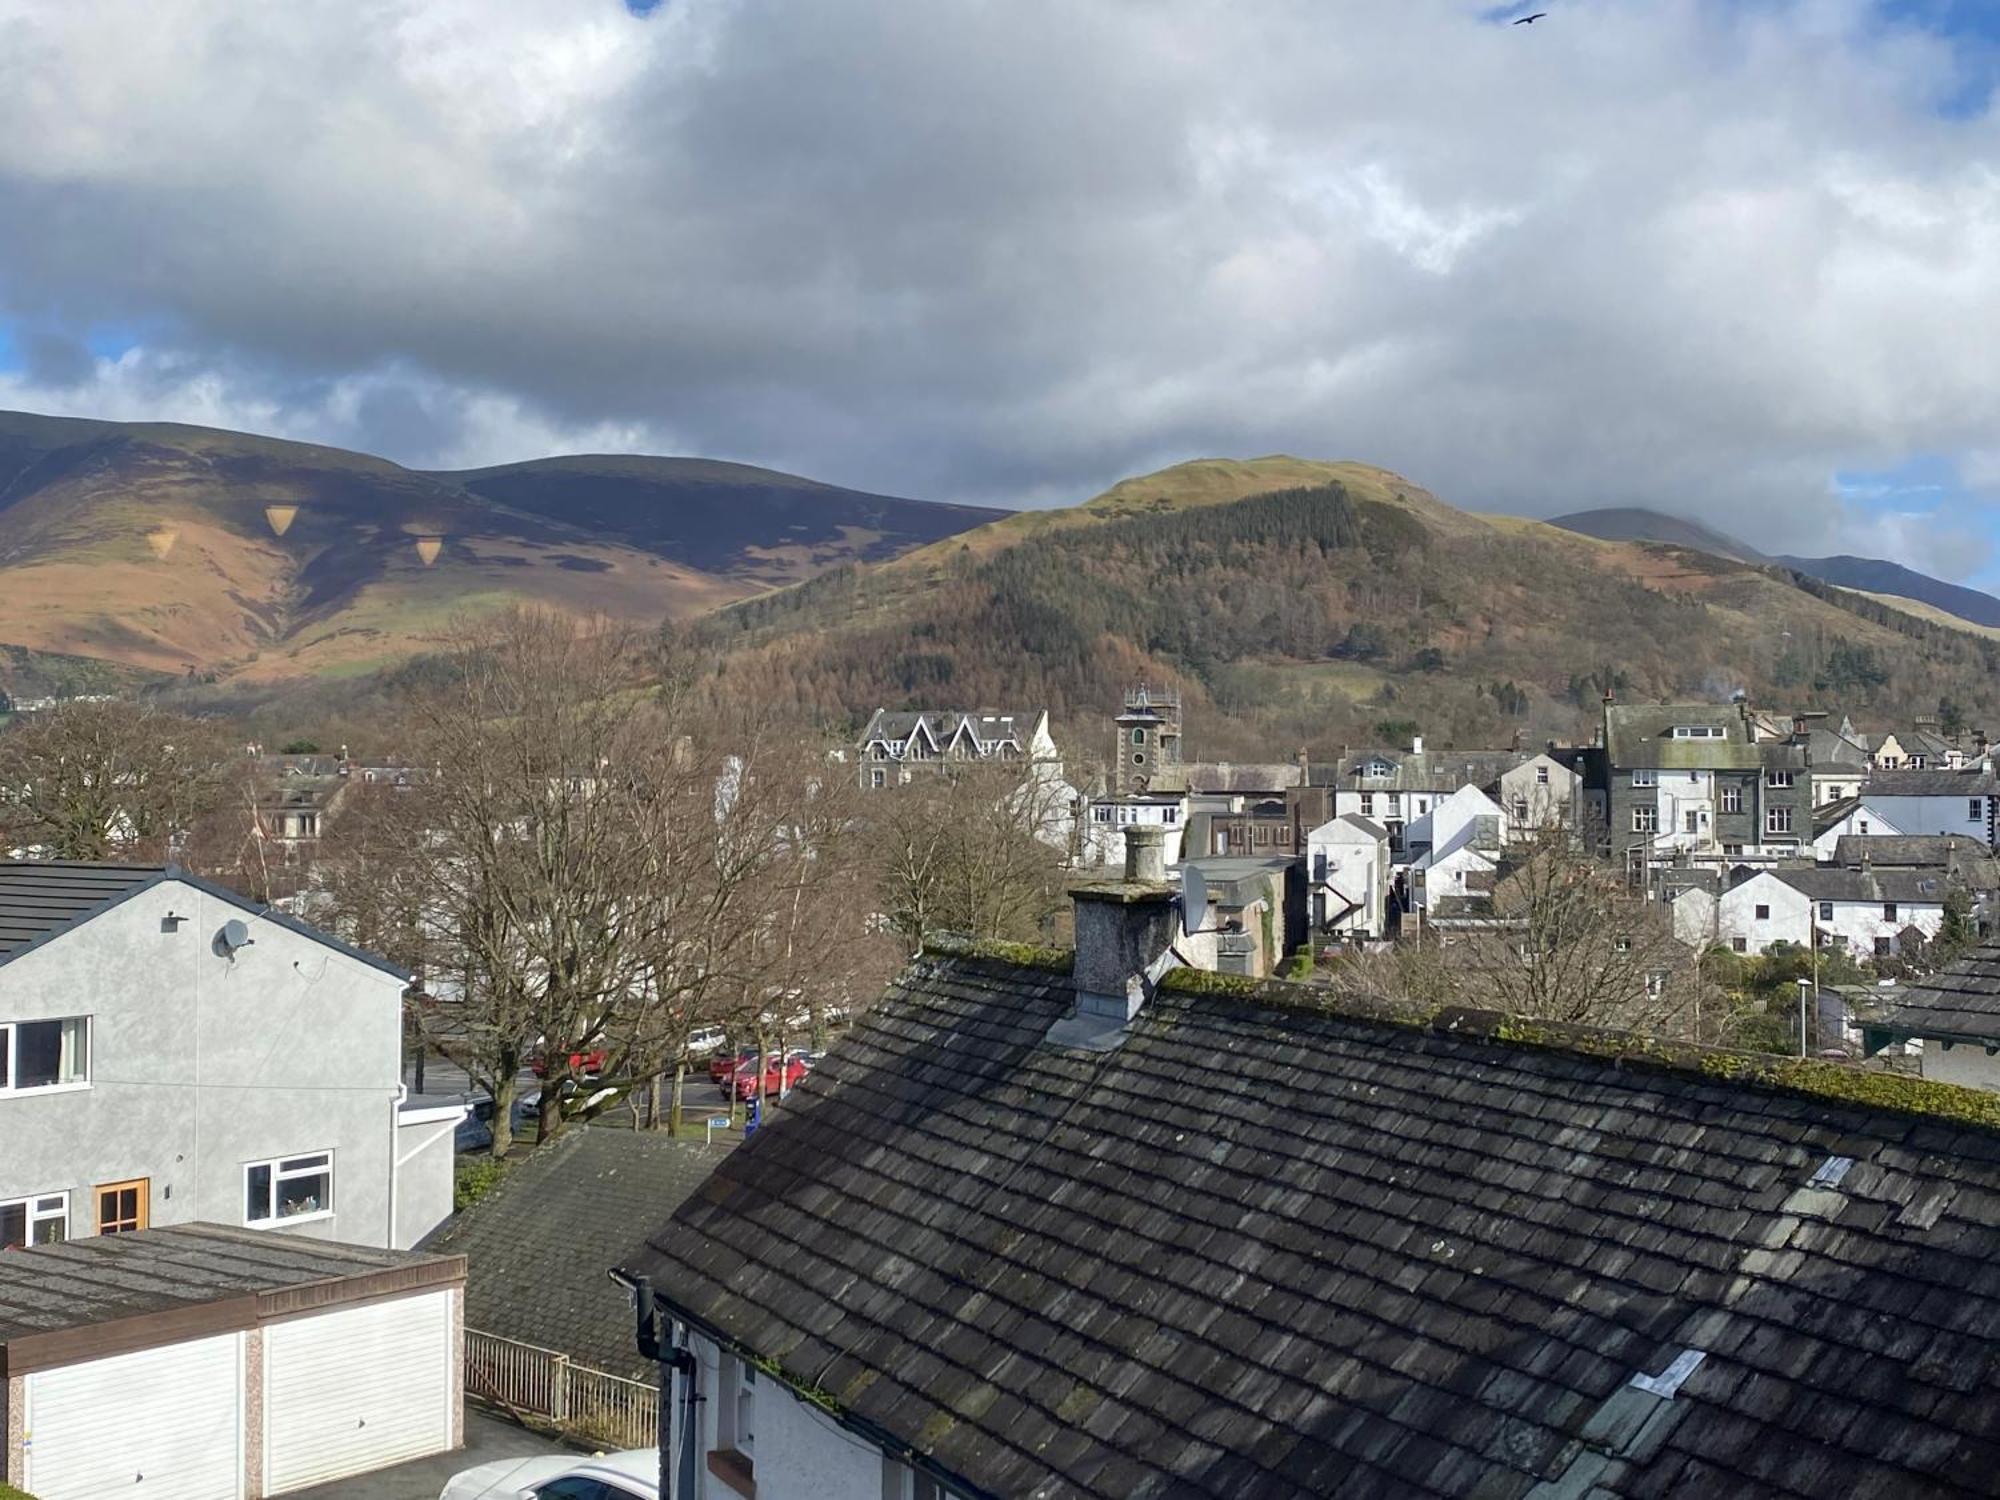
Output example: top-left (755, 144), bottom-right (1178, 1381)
top-left (696, 460), bottom-right (2000, 758)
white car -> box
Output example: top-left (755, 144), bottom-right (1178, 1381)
top-left (440, 1447), bottom-right (659, 1500)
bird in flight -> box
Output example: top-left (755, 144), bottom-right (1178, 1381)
top-left (1514, 11), bottom-right (1547, 21)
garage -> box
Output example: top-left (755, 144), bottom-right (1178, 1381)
top-left (24, 1333), bottom-right (243, 1500)
top-left (1, 1223), bottom-right (464, 1500)
top-left (265, 1291), bottom-right (454, 1492)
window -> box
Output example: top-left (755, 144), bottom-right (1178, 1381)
top-left (1720, 786), bottom-right (1742, 814)
top-left (1819, 901), bottom-right (1833, 922)
top-left (1767, 807), bottom-right (1794, 835)
top-left (1767, 770), bottom-right (1794, 788)
top-left (1632, 769), bottom-right (1657, 787)
top-left (97, 1179), bottom-right (147, 1233)
top-left (1732, 938), bottom-right (1747, 953)
top-left (1874, 936), bottom-right (1891, 957)
top-left (1884, 902), bottom-right (1898, 922)
top-left (0, 1016), bottom-right (90, 1093)
top-left (869, 768), bottom-right (886, 789)
top-left (1645, 971), bottom-right (1667, 998)
top-left (244, 1151), bottom-right (333, 1226)
top-left (1973, 800), bottom-right (1987, 823)
top-left (1632, 807), bottom-right (1657, 833)
top-left (1536, 765), bottom-right (1550, 785)
top-left (1514, 797), bottom-right (1529, 822)
top-left (1684, 811), bottom-right (1699, 834)
top-left (1164, 807), bottom-right (1178, 824)
top-left (1672, 725), bottom-right (1724, 739)
top-left (533, 1479), bottom-right (618, 1499)
top-left (1614, 936), bottom-right (1633, 953)
top-left (1092, 805), bottom-right (1112, 824)
top-left (0, 1193), bottom-right (67, 1250)
top-left (1910, 755), bottom-right (1927, 770)
top-left (1754, 904), bottom-right (1770, 921)
top-left (1131, 727), bottom-right (1145, 745)
top-left (1359, 792), bottom-right (1374, 817)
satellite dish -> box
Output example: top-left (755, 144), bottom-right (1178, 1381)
top-left (218, 918), bottom-right (254, 954)
top-left (1179, 864), bottom-right (1207, 936)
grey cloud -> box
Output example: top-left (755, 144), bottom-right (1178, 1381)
top-left (0, 1), bottom-right (1996, 566)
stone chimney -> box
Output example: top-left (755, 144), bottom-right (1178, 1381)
top-left (1053, 826), bottom-right (1182, 1049)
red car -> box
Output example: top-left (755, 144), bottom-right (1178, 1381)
top-left (728, 1053), bottom-right (811, 1100)
top-left (710, 1049), bottom-right (758, 1085)
top-left (530, 1047), bottom-right (607, 1079)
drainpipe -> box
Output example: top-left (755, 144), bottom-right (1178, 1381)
top-left (388, 1082), bottom-right (407, 1250)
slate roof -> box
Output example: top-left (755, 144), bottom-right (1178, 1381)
top-left (624, 950), bottom-right (2000, 1499)
top-left (0, 859), bottom-right (411, 979)
top-left (1888, 942), bottom-right (2000, 1044)
top-left (427, 1126), bottom-right (738, 1378)
top-left (1328, 750), bottom-right (1526, 794)
top-left (1774, 866), bottom-right (1948, 904)
top-left (860, 709), bottom-right (1044, 753)
top-left (1811, 796), bottom-right (1865, 839)
top-left (1862, 769), bottom-right (1999, 798)
top-left (1835, 835), bottom-right (1988, 867)
top-left (1804, 727), bottom-right (1870, 773)
top-left (0, 860), bottom-right (164, 961)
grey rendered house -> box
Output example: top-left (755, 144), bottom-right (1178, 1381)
top-left (0, 861), bottom-right (463, 1254)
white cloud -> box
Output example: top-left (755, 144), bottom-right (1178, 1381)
top-left (0, 0), bottom-right (1996, 563)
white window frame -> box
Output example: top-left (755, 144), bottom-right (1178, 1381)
top-left (0, 1015), bottom-right (92, 1096)
top-left (1631, 769), bottom-right (1658, 788)
top-left (1632, 807), bottom-right (1657, 833)
top-left (0, 1191), bottom-right (68, 1249)
top-left (1767, 770), bottom-right (1795, 788)
top-left (1720, 786), bottom-right (1743, 815)
top-left (243, 1150), bottom-right (334, 1227)
top-left (1535, 765), bottom-right (1550, 785)
top-left (1972, 799), bottom-right (1986, 823)
top-left (1819, 902), bottom-right (1833, 922)
top-left (1767, 807), bottom-right (1794, 834)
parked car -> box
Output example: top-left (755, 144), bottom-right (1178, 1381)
top-left (684, 1024), bottom-right (726, 1058)
top-left (529, 1047), bottom-right (608, 1079)
top-left (440, 1447), bottom-right (658, 1500)
top-left (710, 1047), bottom-right (758, 1085)
top-left (729, 1051), bottom-right (811, 1100)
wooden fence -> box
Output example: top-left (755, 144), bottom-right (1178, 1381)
top-left (466, 1328), bottom-right (658, 1449)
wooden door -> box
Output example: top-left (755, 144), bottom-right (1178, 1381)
top-left (95, 1178), bottom-right (149, 1234)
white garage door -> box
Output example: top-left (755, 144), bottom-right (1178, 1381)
top-left (263, 1290), bottom-right (453, 1493)
top-left (24, 1333), bottom-right (243, 1500)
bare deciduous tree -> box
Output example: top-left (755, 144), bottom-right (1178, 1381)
top-left (0, 700), bottom-right (231, 860)
top-left (865, 764), bottom-right (1072, 954)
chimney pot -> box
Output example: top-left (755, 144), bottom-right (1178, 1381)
top-left (1124, 824), bottom-right (1168, 882)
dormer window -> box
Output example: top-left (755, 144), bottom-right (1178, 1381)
top-left (1672, 726), bottom-right (1725, 739)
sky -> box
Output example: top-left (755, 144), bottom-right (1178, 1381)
top-left (2, 1), bottom-right (2000, 581)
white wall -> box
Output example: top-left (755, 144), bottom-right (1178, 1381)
top-left (690, 1335), bottom-right (887, 1500)
top-left (1810, 899), bottom-right (1943, 957)
top-left (1671, 889), bottom-right (1717, 949)
top-left (1650, 770), bottom-right (1716, 854)
top-left (1499, 756), bottom-right (1580, 831)
top-left (1081, 798), bottom-right (1188, 867)
top-left (1714, 874), bottom-right (1813, 955)
top-left (1809, 804), bottom-right (1902, 860)
top-left (1921, 1038), bottom-right (2000, 1092)
top-left (1306, 823), bottom-right (1387, 939)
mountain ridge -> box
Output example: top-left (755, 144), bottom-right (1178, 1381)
top-left (1548, 506), bottom-right (2000, 632)
top-left (0, 409), bottom-right (1006, 687)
